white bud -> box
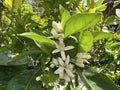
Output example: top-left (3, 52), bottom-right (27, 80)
top-left (36, 76), bottom-right (41, 81)
top-left (50, 64), bottom-right (55, 68)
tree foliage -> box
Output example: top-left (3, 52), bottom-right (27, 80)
top-left (0, 0), bottom-right (120, 90)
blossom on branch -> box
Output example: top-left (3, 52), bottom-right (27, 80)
top-left (54, 55), bottom-right (74, 82)
top-left (52, 38), bottom-right (74, 60)
top-left (75, 53), bottom-right (91, 67)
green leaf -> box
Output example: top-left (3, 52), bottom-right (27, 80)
top-left (92, 32), bottom-right (113, 41)
top-left (77, 68), bottom-right (92, 90)
top-left (105, 15), bottom-right (116, 26)
top-left (35, 41), bottom-right (54, 54)
top-left (0, 85), bottom-right (6, 90)
top-left (113, 1), bottom-right (120, 8)
top-left (12, 50), bottom-right (41, 61)
top-left (77, 67), bottom-right (118, 90)
top-left (59, 5), bottom-right (71, 29)
top-left (65, 37), bottom-right (78, 57)
top-left (87, 0), bottom-right (95, 8)
top-left (12, 0), bottom-right (22, 12)
top-left (0, 65), bottom-right (25, 90)
top-left (79, 31), bottom-right (93, 52)
top-left (95, 0), bottom-right (104, 6)
top-left (95, 3), bottom-right (107, 11)
top-left (6, 69), bottom-right (42, 90)
top-left (64, 13), bottom-right (102, 37)
top-left (20, 32), bottom-right (55, 47)
top-left (87, 73), bottom-right (119, 90)
top-left (4, 0), bottom-right (12, 9)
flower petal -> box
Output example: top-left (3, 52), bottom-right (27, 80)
top-left (65, 55), bottom-right (70, 65)
top-left (65, 68), bottom-right (74, 78)
top-left (54, 66), bottom-right (64, 74)
top-left (64, 46), bottom-right (74, 51)
top-left (64, 73), bottom-right (70, 81)
top-left (52, 21), bottom-right (62, 32)
top-left (52, 49), bottom-right (60, 53)
top-left (51, 58), bottom-right (59, 66)
top-left (58, 57), bottom-right (64, 66)
top-left (69, 64), bottom-right (74, 70)
top-left (60, 51), bottom-right (66, 60)
top-left (76, 62), bottom-right (84, 67)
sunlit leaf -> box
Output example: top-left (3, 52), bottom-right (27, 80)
top-left (95, 3), bottom-right (107, 11)
top-left (4, 0), bottom-right (12, 9)
top-left (20, 32), bottom-right (55, 47)
top-left (59, 5), bottom-right (71, 29)
top-left (12, 0), bottom-right (22, 12)
top-left (64, 13), bottom-right (102, 37)
top-left (79, 31), bottom-right (93, 52)
top-left (113, 1), bottom-right (120, 8)
top-left (92, 32), bottom-right (113, 41)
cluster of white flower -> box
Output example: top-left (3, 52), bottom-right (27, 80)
top-left (50, 21), bottom-right (91, 82)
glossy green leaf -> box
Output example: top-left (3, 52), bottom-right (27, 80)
top-left (77, 68), bottom-right (92, 90)
top-left (0, 65), bottom-right (25, 90)
top-left (6, 69), bottom-right (42, 90)
top-left (87, 73), bottom-right (118, 90)
top-left (79, 31), bottom-right (93, 52)
top-left (12, 50), bottom-right (41, 61)
top-left (59, 5), bottom-right (71, 29)
top-left (65, 37), bottom-right (78, 57)
top-left (77, 67), bottom-right (118, 90)
top-left (20, 32), bottom-right (55, 47)
top-left (92, 32), bottom-right (113, 41)
top-left (64, 13), bottom-right (102, 37)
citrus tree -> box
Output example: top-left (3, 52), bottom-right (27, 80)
top-left (0, 0), bottom-right (120, 90)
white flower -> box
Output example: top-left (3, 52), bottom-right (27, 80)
top-left (36, 76), bottom-right (41, 81)
top-left (52, 21), bottom-right (62, 32)
top-left (50, 58), bottom-right (59, 68)
top-left (66, 1), bottom-right (70, 4)
top-left (49, 21), bottom-right (64, 39)
top-left (116, 9), bottom-right (120, 18)
top-left (50, 29), bottom-right (64, 39)
top-left (54, 55), bottom-right (74, 81)
top-left (52, 38), bottom-right (74, 60)
top-left (75, 53), bottom-right (91, 67)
